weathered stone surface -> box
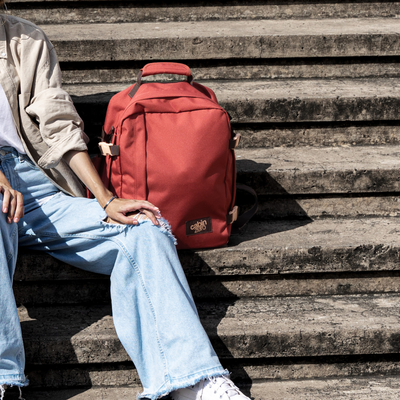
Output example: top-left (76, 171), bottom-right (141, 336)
top-left (201, 295), bottom-right (400, 358)
top-left (197, 218), bottom-right (400, 276)
top-left (236, 123), bottom-right (400, 148)
top-left (189, 273), bottom-right (400, 298)
top-left (235, 146), bottom-right (400, 195)
top-left (252, 377), bottom-right (400, 400)
top-left (14, 280), bottom-right (111, 305)
top-left (67, 80), bottom-right (400, 142)
top-left (235, 356), bottom-right (400, 382)
top-left (25, 364), bottom-right (140, 390)
top-left (60, 60), bottom-right (400, 85)
top-left (14, 251), bottom-right (102, 281)
top-left (15, 217), bottom-right (400, 280)
top-left (23, 355), bottom-right (400, 389)
top-left (15, 271), bottom-right (400, 304)
top-left (17, 378), bottom-right (400, 400)
top-left (257, 195), bottom-right (400, 219)
top-left (20, 384), bottom-right (247, 400)
top-left (40, 19), bottom-right (400, 62)
top-left (10, 2), bottom-right (400, 25)
top-left (214, 79), bottom-right (400, 124)
top-left (19, 294), bottom-right (400, 364)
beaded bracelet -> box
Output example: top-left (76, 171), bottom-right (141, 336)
top-left (103, 196), bottom-right (117, 210)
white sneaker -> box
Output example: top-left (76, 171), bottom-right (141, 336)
top-left (170, 375), bottom-right (251, 400)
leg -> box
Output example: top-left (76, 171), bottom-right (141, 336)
top-left (0, 191), bottom-right (28, 388)
top-left (2, 149), bottom-right (242, 399)
top-left (19, 193), bottom-right (225, 399)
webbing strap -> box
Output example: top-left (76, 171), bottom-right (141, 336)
top-left (231, 184), bottom-right (258, 234)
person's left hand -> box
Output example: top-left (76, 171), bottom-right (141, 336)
top-left (103, 198), bottom-right (161, 225)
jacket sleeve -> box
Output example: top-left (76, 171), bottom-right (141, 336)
top-left (23, 27), bottom-right (89, 169)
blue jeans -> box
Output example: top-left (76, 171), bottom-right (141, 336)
top-left (0, 148), bottom-right (225, 399)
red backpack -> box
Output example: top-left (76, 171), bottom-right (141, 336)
top-left (94, 62), bottom-right (256, 249)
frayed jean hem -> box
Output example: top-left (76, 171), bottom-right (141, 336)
top-left (137, 367), bottom-right (229, 400)
top-left (0, 376), bottom-right (29, 399)
top-left (0, 376), bottom-right (29, 387)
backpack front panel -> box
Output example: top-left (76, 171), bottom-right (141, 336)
top-left (143, 105), bottom-right (234, 249)
top-left (105, 82), bottom-right (236, 249)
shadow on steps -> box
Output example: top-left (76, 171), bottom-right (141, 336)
top-left (17, 159), bottom-right (313, 399)
top-left (233, 158), bottom-right (313, 243)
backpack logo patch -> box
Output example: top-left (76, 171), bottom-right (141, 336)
top-left (186, 217), bottom-right (213, 236)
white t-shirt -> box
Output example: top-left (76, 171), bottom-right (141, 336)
top-left (0, 83), bottom-right (26, 154)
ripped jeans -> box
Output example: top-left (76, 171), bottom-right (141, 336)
top-left (0, 147), bottom-right (225, 399)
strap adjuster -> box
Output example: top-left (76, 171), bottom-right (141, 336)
top-left (227, 206), bottom-right (239, 225)
top-left (98, 142), bottom-right (120, 156)
top-left (229, 134), bottom-right (241, 149)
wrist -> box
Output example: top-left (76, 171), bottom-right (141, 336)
top-left (94, 188), bottom-right (114, 209)
top-left (103, 195), bottom-right (118, 210)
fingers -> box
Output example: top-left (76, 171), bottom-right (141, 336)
top-left (105, 198), bottom-right (162, 226)
top-left (139, 209), bottom-right (159, 225)
top-left (130, 201), bottom-right (161, 225)
top-left (1, 187), bottom-right (24, 223)
top-left (13, 192), bottom-right (24, 223)
top-left (2, 189), bottom-right (10, 214)
top-left (128, 200), bottom-right (161, 218)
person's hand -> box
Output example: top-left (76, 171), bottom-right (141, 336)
top-left (0, 182), bottom-right (24, 224)
top-left (103, 198), bottom-right (161, 225)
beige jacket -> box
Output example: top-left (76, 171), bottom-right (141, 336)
top-left (0, 14), bottom-right (89, 196)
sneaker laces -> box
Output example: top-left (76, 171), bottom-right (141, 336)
top-left (0, 385), bottom-right (25, 400)
top-left (0, 385), bottom-right (6, 400)
top-left (209, 376), bottom-right (243, 398)
top-left (18, 387), bottom-right (25, 400)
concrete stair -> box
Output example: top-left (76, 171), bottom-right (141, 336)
top-left (6, 0), bottom-right (400, 399)
top-left (8, 1), bottom-right (400, 24)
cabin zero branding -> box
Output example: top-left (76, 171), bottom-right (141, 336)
top-left (186, 217), bottom-right (213, 236)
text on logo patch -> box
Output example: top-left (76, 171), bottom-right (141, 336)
top-left (186, 217), bottom-right (213, 236)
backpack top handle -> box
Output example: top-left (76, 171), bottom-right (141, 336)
top-left (141, 62), bottom-right (192, 80)
top-left (130, 63), bottom-right (193, 98)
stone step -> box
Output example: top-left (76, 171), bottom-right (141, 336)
top-left (236, 145), bottom-right (400, 195)
top-left (18, 216), bottom-right (400, 279)
top-left (68, 78), bottom-right (400, 123)
top-left (14, 217), bottom-right (400, 303)
top-left (22, 354), bottom-right (400, 390)
top-left (18, 377), bottom-right (400, 400)
top-left (14, 268), bottom-right (400, 304)
top-left (67, 79), bottom-right (400, 150)
top-left (31, 355), bottom-right (400, 391)
top-left (16, 384), bottom-right (248, 400)
top-left (41, 19), bottom-right (400, 63)
top-left (252, 378), bottom-right (400, 400)
top-left (61, 58), bottom-right (400, 84)
top-left (234, 122), bottom-right (400, 149)
top-left (8, 1), bottom-right (400, 25)
top-left (19, 293), bottom-right (400, 364)
top-left (256, 194), bottom-right (400, 220)
top-left (240, 145), bottom-right (400, 218)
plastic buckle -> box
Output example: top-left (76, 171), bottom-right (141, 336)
top-left (227, 206), bottom-right (239, 224)
top-left (98, 142), bottom-right (120, 156)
